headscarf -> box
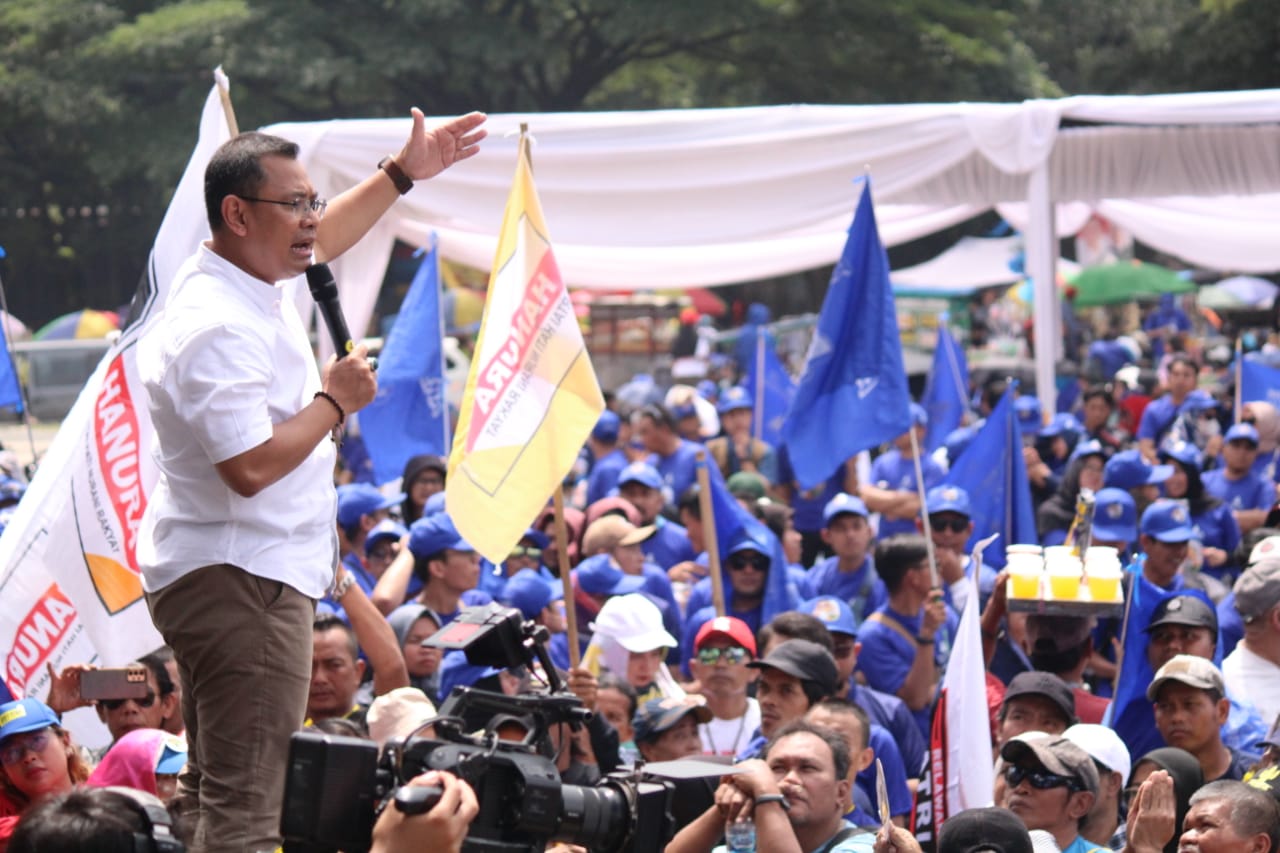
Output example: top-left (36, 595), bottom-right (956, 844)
top-left (399, 454), bottom-right (446, 524)
top-left (1036, 452), bottom-right (1098, 539)
top-left (85, 728), bottom-right (186, 797)
top-left (387, 604), bottom-right (441, 697)
top-left (1245, 401), bottom-right (1280, 454)
top-left (584, 496), bottom-right (641, 529)
top-left (1131, 747), bottom-right (1204, 853)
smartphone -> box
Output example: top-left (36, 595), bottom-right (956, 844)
top-left (79, 666), bottom-right (150, 701)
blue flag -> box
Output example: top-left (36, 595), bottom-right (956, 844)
top-left (704, 457), bottom-right (798, 625)
top-left (0, 312), bottom-right (23, 412)
top-left (1241, 358), bottom-right (1280, 409)
top-left (782, 180), bottom-right (911, 489)
top-left (942, 386), bottom-right (1035, 569)
top-left (746, 331), bottom-right (795, 448)
top-left (921, 321), bottom-right (967, 452)
top-left (361, 244), bottom-right (448, 485)
top-left (1109, 576), bottom-right (1220, 760)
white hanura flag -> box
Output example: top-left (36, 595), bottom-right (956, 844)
top-left (0, 71), bottom-right (233, 709)
top-left (911, 573), bottom-right (994, 849)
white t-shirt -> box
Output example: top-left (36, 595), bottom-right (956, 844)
top-left (699, 697), bottom-right (761, 757)
top-left (1222, 641), bottom-right (1280, 727)
top-left (137, 244), bottom-right (338, 598)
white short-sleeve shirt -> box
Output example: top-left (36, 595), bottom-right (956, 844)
top-left (137, 243), bottom-right (338, 598)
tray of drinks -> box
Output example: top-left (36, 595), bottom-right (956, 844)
top-left (1005, 574), bottom-right (1125, 617)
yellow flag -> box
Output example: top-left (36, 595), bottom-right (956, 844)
top-left (446, 135), bottom-right (605, 563)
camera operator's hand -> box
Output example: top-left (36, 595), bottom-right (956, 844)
top-left (370, 771), bottom-right (478, 853)
top-left (566, 666), bottom-right (597, 711)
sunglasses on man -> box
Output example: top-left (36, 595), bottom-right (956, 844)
top-left (100, 691), bottom-right (158, 712)
top-left (696, 646), bottom-right (751, 666)
top-left (1004, 764), bottom-right (1084, 793)
top-left (727, 554), bottom-right (768, 572)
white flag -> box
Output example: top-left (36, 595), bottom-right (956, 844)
top-left (0, 71), bottom-right (233, 707)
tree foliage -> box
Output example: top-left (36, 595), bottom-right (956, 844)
top-left (0, 0), bottom-right (1275, 327)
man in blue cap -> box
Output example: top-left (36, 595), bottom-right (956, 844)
top-left (499, 568), bottom-right (570, 670)
top-left (1204, 423), bottom-right (1274, 535)
top-left (390, 514), bottom-right (492, 629)
top-left (1137, 499), bottom-right (1227, 599)
top-left (584, 410), bottom-right (628, 506)
top-left (1104, 448), bottom-right (1173, 517)
top-left (334, 483), bottom-right (405, 595)
top-left (802, 493), bottom-right (886, 624)
top-left (616, 461), bottom-right (695, 570)
top-left (915, 485), bottom-right (996, 614)
top-left (706, 386), bottom-right (777, 485)
top-left (632, 404), bottom-right (703, 505)
top-left (862, 403), bottom-right (945, 539)
top-left (1090, 487), bottom-right (1138, 556)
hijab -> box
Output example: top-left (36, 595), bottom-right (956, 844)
top-left (1131, 747), bottom-right (1204, 853)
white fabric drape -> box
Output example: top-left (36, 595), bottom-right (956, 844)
top-left (259, 90), bottom-right (1280, 341)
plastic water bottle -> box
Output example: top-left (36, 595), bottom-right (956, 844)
top-left (725, 817), bottom-right (756, 853)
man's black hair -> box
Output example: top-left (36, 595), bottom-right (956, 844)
top-left (313, 614), bottom-right (359, 661)
top-left (676, 486), bottom-right (702, 519)
top-left (810, 697), bottom-right (872, 751)
top-left (875, 534), bottom-right (931, 594)
top-left (758, 612), bottom-right (834, 654)
top-left (1082, 384), bottom-right (1115, 408)
top-left (633, 403), bottom-right (677, 433)
top-left (137, 651), bottom-right (176, 698)
top-left (204, 131), bottom-right (300, 231)
top-left (9, 788), bottom-right (181, 853)
top-left (766, 719), bottom-right (852, 784)
top-left (1168, 353), bottom-right (1200, 376)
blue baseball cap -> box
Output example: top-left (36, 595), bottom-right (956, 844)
top-left (1014, 396), bottom-right (1043, 436)
top-left (823, 492), bottom-right (868, 525)
top-left (407, 514), bottom-right (473, 558)
top-left (1039, 412), bottom-right (1082, 439)
top-left (1225, 423), bottom-right (1260, 446)
top-left (944, 426), bottom-right (977, 464)
top-left (800, 596), bottom-right (859, 637)
top-left (1104, 450), bottom-right (1173, 490)
top-left (1158, 440), bottom-right (1201, 471)
top-left (926, 485), bottom-right (971, 517)
top-left (909, 402), bottom-right (928, 427)
top-left (1070, 438), bottom-right (1105, 462)
top-left (336, 483), bottom-right (404, 528)
top-left (155, 733), bottom-right (189, 775)
top-left (617, 462), bottom-right (663, 491)
top-left (1092, 488), bottom-right (1137, 543)
top-left (366, 519), bottom-right (409, 554)
top-left (717, 386), bottom-right (754, 414)
top-left (518, 528), bottom-right (550, 551)
top-left (423, 492), bottom-right (447, 516)
top-left (632, 697), bottom-right (712, 743)
top-left (1140, 499), bottom-right (1195, 543)
top-left (696, 380), bottom-right (719, 402)
top-left (0, 698), bottom-right (59, 742)
top-left (1179, 389), bottom-right (1219, 413)
top-left (499, 569), bottom-right (563, 619)
top-left (437, 650), bottom-right (502, 701)
top-left (592, 411), bottom-right (621, 443)
top-left (574, 553), bottom-right (646, 596)
top-left (727, 532), bottom-right (772, 560)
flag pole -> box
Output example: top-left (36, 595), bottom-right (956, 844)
top-left (696, 452), bottom-right (726, 616)
top-left (753, 332), bottom-right (765, 443)
top-left (213, 66), bottom-right (238, 137)
top-left (0, 250), bottom-right (38, 470)
top-left (908, 428), bottom-right (940, 587)
top-left (1235, 336), bottom-right (1243, 423)
top-left (553, 490), bottom-right (581, 668)
top-left (432, 235), bottom-right (451, 455)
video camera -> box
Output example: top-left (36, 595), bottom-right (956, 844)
top-left (281, 603), bottom-right (676, 853)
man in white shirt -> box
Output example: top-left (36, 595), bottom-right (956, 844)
top-left (138, 111), bottom-right (485, 853)
top-left (688, 616), bottom-right (760, 757)
top-left (1222, 560), bottom-right (1280, 726)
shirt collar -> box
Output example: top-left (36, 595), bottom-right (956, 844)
top-left (196, 241), bottom-right (295, 314)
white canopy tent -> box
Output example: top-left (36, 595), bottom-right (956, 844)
top-left (265, 88), bottom-right (1280, 406)
top-left (890, 234), bottom-right (1082, 297)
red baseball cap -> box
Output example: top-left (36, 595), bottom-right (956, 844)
top-left (693, 616), bottom-right (756, 656)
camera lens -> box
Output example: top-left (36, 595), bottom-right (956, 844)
top-left (556, 784), bottom-right (629, 850)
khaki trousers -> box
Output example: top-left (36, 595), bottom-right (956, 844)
top-left (147, 563), bottom-right (314, 853)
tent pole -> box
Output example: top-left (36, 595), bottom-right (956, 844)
top-left (1027, 164), bottom-right (1058, 419)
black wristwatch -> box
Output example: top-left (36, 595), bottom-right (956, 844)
top-left (916, 634), bottom-right (935, 646)
top-left (378, 155), bottom-right (414, 195)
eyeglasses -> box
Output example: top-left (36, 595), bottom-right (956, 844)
top-left (696, 646), bottom-right (751, 666)
top-left (0, 729), bottom-right (52, 766)
top-left (101, 691), bottom-right (157, 711)
top-left (239, 195), bottom-right (327, 219)
top-left (1004, 764), bottom-right (1082, 792)
top-left (1242, 417), bottom-right (1257, 425)
top-left (928, 516), bottom-right (969, 534)
top-left (728, 554), bottom-right (768, 572)
top-left (509, 546), bottom-right (543, 560)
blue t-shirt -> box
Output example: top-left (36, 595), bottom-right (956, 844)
top-left (779, 447), bottom-right (851, 534)
top-left (869, 450), bottom-right (944, 538)
top-left (1190, 503), bottom-right (1241, 582)
top-left (648, 439), bottom-right (704, 504)
top-left (1061, 836), bottom-right (1112, 853)
top-left (855, 724), bottom-right (912, 818)
top-left (642, 517), bottom-right (696, 570)
top-left (1202, 469), bottom-right (1274, 512)
top-left (1218, 591), bottom-right (1244, 657)
top-left (586, 448), bottom-right (628, 506)
top-left (857, 603), bottom-right (958, 738)
top-left (850, 682), bottom-right (927, 779)
top-left (1137, 395), bottom-right (1181, 443)
top-left (1251, 447), bottom-right (1280, 485)
top-left (802, 555), bottom-right (887, 624)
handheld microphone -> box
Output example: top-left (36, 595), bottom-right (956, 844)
top-left (305, 263), bottom-right (354, 358)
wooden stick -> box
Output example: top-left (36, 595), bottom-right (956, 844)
top-left (553, 490), bottom-right (580, 668)
top-left (908, 427), bottom-right (940, 588)
top-left (213, 67), bottom-right (238, 137)
top-left (695, 451), bottom-right (726, 616)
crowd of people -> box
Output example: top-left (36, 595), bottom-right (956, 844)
top-left (2, 107), bottom-right (1280, 852)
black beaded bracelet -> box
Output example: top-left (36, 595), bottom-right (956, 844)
top-left (314, 391), bottom-right (345, 426)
